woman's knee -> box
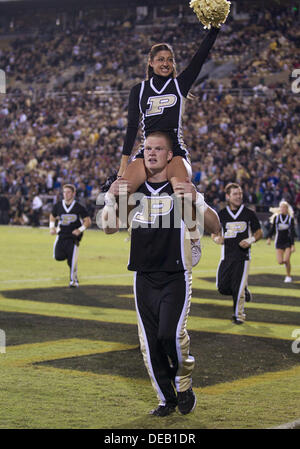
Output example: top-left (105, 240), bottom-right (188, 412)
top-left (167, 157), bottom-right (191, 184)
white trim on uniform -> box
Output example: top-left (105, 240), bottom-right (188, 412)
top-left (139, 81), bottom-right (145, 114)
top-left (150, 77), bottom-right (172, 95)
top-left (144, 181), bottom-right (169, 195)
top-left (62, 200), bottom-right (76, 214)
top-left (234, 260), bottom-right (249, 320)
top-left (70, 243), bottom-right (79, 283)
top-left (226, 204), bottom-right (244, 220)
top-left (175, 270), bottom-right (194, 393)
top-left (53, 235), bottom-right (59, 259)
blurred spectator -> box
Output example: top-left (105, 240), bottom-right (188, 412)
top-left (0, 192), bottom-right (10, 224)
top-left (31, 192), bottom-right (43, 227)
top-left (262, 182), bottom-right (275, 207)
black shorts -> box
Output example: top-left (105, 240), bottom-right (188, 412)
top-left (53, 236), bottom-right (78, 264)
top-left (216, 258), bottom-right (250, 320)
top-left (53, 236), bottom-right (79, 283)
top-left (275, 240), bottom-right (293, 250)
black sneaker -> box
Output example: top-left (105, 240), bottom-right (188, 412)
top-left (149, 404), bottom-right (176, 417)
top-left (232, 317), bottom-right (244, 325)
top-left (177, 387), bottom-right (196, 415)
top-left (245, 287), bottom-right (252, 302)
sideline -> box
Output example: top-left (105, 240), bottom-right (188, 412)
top-left (269, 418), bottom-right (300, 429)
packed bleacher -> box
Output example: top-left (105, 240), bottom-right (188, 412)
top-left (0, 1), bottom-right (299, 238)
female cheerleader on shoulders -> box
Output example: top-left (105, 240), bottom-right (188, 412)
top-left (117, 27), bottom-right (220, 193)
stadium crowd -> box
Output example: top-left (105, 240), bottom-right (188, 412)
top-left (0, 2), bottom-right (299, 236)
top-left (1, 5), bottom-right (299, 92)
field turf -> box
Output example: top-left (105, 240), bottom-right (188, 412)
top-left (0, 225), bottom-right (299, 430)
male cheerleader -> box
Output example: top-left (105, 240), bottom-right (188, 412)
top-left (49, 184), bottom-right (91, 287)
top-left (212, 183), bottom-right (262, 324)
top-left (102, 131), bottom-right (220, 417)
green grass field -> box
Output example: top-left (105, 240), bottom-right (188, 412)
top-left (0, 225), bottom-right (300, 429)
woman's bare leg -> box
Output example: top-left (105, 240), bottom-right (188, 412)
top-left (167, 156), bottom-right (199, 241)
top-left (283, 248), bottom-right (292, 277)
top-left (276, 249), bottom-right (284, 265)
top-left (120, 158), bottom-right (147, 194)
top-left (167, 156), bottom-right (192, 184)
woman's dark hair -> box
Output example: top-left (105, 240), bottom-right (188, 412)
top-left (146, 43), bottom-right (177, 80)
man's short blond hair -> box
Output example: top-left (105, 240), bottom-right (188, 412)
top-left (145, 131), bottom-right (173, 151)
top-left (63, 184), bottom-right (76, 193)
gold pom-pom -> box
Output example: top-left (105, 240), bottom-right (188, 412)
top-left (189, 0), bottom-right (231, 29)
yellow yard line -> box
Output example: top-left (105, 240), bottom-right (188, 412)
top-left (200, 365), bottom-right (300, 396)
top-left (1, 339), bottom-right (136, 367)
top-left (0, 298), bottom-right (138, 324)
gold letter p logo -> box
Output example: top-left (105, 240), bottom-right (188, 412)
top-left (146, 94), bottom-right (177, 116)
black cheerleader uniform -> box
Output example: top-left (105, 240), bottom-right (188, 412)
top-left (52, 199), bottom-right (89, 285)
top-left (128, 181), bottom-right (194, 407)
top-left (122, 27), bottom-right (219, 160)
top-left (267, 214), bottom-right (295, 249)
top-left (216, 205), bottom-right (261, 322)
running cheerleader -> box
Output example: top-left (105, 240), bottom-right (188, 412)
top-left (267, 201), bottom-right (296, 283)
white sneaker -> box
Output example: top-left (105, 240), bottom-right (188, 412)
top-left (191, 240), bottom-right (202, 267)
top-left (69, 280), bottom-right (79, 288)
top-left (284, 276), bottom-right (292, 283)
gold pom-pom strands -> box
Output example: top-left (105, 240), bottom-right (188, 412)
top-left (189, 0), bottom-right (231, 29)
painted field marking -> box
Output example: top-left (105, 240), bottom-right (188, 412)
top-left (0, 298), bottom-right (297, 341)
top-left (200, 365), bottom-right (300, 396)
top-left (118, 294), bottom-right (300, 312)
top-left (1, 339), bottom-right (136, 368)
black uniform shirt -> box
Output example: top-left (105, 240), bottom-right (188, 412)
top-left (218, 205), bottom-right (261, 261)
top-left (127, 181), bottom-right (192, 272)
top-left (52, 200), bottom-right (89, 241)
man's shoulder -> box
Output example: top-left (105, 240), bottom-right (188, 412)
top-left (52, 200), bottom-right (62, 209)
top-left (74, 200), bottom-right (88, 212)
top-left (218, 207), bottom-right (228, 217)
